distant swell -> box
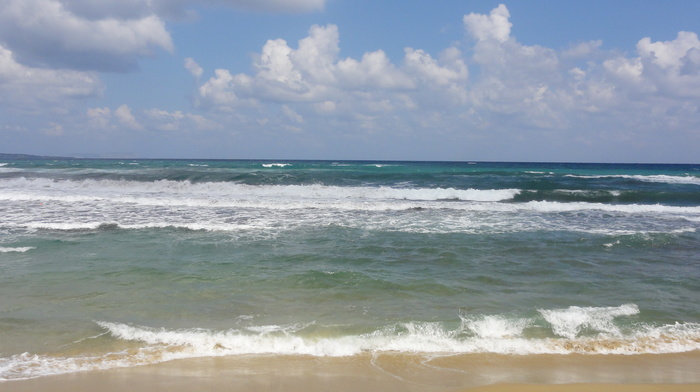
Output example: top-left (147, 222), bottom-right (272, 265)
top-left (565, 174), bottom-right (700, 186)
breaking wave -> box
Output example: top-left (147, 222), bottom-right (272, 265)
top-left (0, 177), bottom-right (519, 203)
top-left (2, 305), bottom-right (699, 381)
top-left (0, 246), bottom-right (35, 253)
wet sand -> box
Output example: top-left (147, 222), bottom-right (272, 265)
top-left (468, 385), bottom-right (699, 392)
top-left (4, 352), bottom-right (700, 392)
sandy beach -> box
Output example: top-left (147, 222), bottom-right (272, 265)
top-left (4, 352), bottom-right (700, 392)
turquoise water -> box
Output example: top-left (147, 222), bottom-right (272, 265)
top-left (1, 159), bottom-right (699, 380)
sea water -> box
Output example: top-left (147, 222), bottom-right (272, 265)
top-left (0, 159), bottom-right (699, 380)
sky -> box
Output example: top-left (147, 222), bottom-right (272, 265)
top-left (1, 0), bottom-right (700, 163)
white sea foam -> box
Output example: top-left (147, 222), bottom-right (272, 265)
top-left (0, 346), bottom-right (190, 381)
top-left (367, 164), bottom-right (400, 168)
top-left (0, 246), bottom-right (35, 253)
top-left (0, 164), bottom-right (17, 173)
top-left (25, 222), bottom-right (108, 231)
top-left (2, 305), bottom-right (699, 381)
top-left (538, 304), bottom-right (640, 340)
top-left (460, 315), bottom-right (531, 339)
top-left (603, 240), bottom-right (621, 248)
top-left (262, 163), bottom-right (291, 168)
top-left (2, 178), bottom-right (699, 217)
top-left (2, 177), bottom-right (699, 237)
top-left (3, 199), bottom-right (699, 237)
top-left (515, 200), bottom-right (700, 215)
top-left (0, 177), bottom-right (520, 203)
top-left (3, 193), bottom-right (699, 217)
top-left (93, 306), bottom-right (700, 356)
top-left (91, 305), bottom-right (700, 357)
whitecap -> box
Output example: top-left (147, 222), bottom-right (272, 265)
top-left (0, 246), bottom-right (35, 253)
top-left (262, 163), bottom-right (291, 168)
top-left (538, 304), bottom-right (639, 340)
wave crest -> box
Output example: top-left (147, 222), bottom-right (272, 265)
top-left (0, 177), bottom-right (518, 202)
top-left (2, 305), bottom-right (699, 381)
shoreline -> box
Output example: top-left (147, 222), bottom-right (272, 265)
top-left (4, 352), bottom-right (700, 391)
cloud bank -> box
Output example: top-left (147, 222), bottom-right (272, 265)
top-left (188, 4), bottom-right (700, 157)
top-left (0, 0), bottom-right (325, 73)
top-left (0, 44), bottom-right (102, 111)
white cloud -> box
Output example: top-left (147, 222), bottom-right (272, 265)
top-left (404, 47), bottom-right (468, 87)
top-left (461, 7), bottom-right (566, 129)
top-left (290, 24), bottom-right (339, 84)
top-left (197, 24), bottom-right (467, 114)
top-left (282, 105), bottom-right (304, 123)
top-left (0, 0), bottom-right (328, 74)
top-left (144, 109), bottom-right (186, 131)
top-left (0, 0), bottom-right (326, 72)
top-left (5, 3), bottom-right (698, 162)
top-left (603, 57), bottom-right (646, 87)
top-left (192, 14), bottom-right (561, 131)
top-left (144, 108), bottom-right (221, 131)
top-left (633, 31), bottom-right (700, 98)
top-left (336, 50), bottom-right (414, 90)
top-left (256, 38), bottom-right (303, 86)
top-left (192, 4), bottom-right (700, 158)
top-left (0, 0), bottom-right (173, 72)
top-left (198, 69), bottom-right (257, 109)
top-left (403, 47), bottom-right (468, 106)
top-left (185, 57), bottom-right (204, 78)
top-left (0, 44), bottom-right (102, 111)
top-left (86, 105), bottom-right (221, 132)
top-left (115, 104), bottom-right (144, 130)
top-left (87, 107), bottom-right (112, 128)
top-left (200, 25), bottom-right (338, 106)
top-left (637, 31), bottom-right (700, 69)
top-left (463, 4), bottom-right (512, 43)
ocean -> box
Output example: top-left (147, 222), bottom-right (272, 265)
top-left (1, 158), bottom-right (699, 383)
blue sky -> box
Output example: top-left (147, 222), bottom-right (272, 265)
top-left (1, 0), bottom-right (699, 162)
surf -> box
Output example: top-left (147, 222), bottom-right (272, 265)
top-left (2, 305), bottom-right (699, 381)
